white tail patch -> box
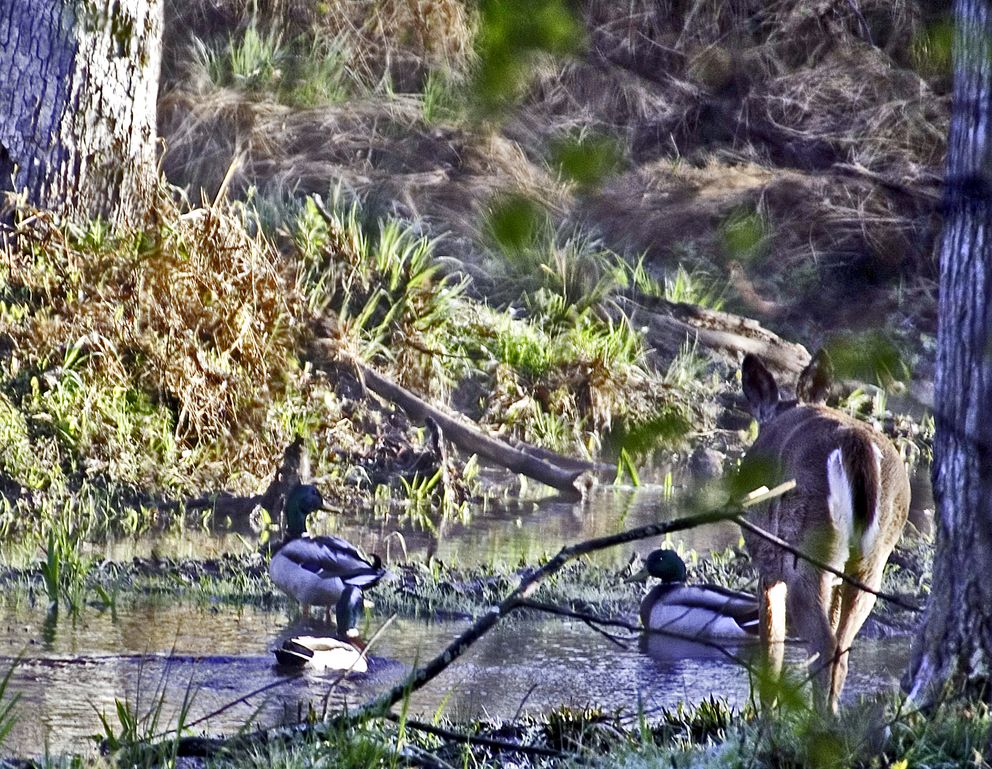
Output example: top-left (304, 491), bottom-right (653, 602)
top-left (864, 444), bottom-right (884, 551)
top-left (827, 445), bottom-right (884, 559)
top-left (826, 448), bottom-right (853, 569)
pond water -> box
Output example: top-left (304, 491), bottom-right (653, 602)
top-left (0, 482), bottom-right (927, 756)
top-left (89, 483), bottom-right (746, 567)
top-left (0, 603), bottom-right (911, 755)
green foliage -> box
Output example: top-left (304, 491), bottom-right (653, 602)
top-left (94, 674), bottom-right (196, 767)
top-left (421, 68), bottom-right (463, 124)
top-left (0, 659), bottom-right (20, 751)
top-left (295, 195), bottom-right (468, 371)
top-left (192, 21), bottom-right (351, 105)
top-left (910, 17), bottom-right (954, 82)
top-left (721, 208), bottom-right (767, 263)
top-left (40, 517), bottom-right (91, 615)
top-left (825, 332), bottom-right (908, 387)
top-left (485, 192), bottom-right (548, 255)
top-left (550, 132), bottom-right (624, 190)
top-left (473, 0), bottom-right (584, 114)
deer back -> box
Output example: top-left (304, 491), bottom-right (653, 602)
top-left (742, 354), bottom-right (910, 580)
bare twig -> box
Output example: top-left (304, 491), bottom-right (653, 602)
top-left (384, 714), bottom-right (572, 761)
top-left (517, 599), bottom-right (635, 648)
top-left (732, 514), bottom-right (923, 612)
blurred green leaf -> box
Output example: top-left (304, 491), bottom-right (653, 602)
top-left (825, 333), bottom-right (907, 387)
top-left (726, 455), bottom-right (785, 502)
top-left (721, 208), bottom-right (766, 262)
top-left (485, 193), bottom-right (547, 253)
top-left (911, 17), bottom-right (953, 81)
top-left (550, 133), bottom-right (624, 190)
top-left (474, 0), bottom-right (585, 114)
top-left (609, 411), bottom-right (691, 460)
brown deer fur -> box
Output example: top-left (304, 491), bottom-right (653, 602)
top-left (740, 351), bottom-right (910, 712)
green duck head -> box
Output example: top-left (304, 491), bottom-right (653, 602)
top-left (627, 549), bottom-right (687, 584)
top-left (285, 484), bottom-right (329, 538)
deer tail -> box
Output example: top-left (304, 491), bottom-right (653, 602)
top-left (827, 433), bottom-right (883, 556)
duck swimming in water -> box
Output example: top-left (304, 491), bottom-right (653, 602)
top-left (629, 549), bottom-right (759, 642)
top-left (268, 484), bottom-right (385, 633)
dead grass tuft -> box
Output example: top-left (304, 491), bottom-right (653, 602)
top-left (1, 186), bottom-right (299, 488)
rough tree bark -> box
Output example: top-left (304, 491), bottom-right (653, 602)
top-left (904, 0), bottom-right (992, 705)
top-left (0, 0), bottom-right (162, 226)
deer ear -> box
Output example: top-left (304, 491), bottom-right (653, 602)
top-left (796, 349), bottom-right (833, 404)
top-left (742, 354), bottom-right (779, 420)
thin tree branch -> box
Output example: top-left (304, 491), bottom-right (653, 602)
top-left (383, 714), bottom-right (574, 761)
top-left (732, 514), bottom-right (924, 612)
top-left (517, 599), bottom-right (635, 648)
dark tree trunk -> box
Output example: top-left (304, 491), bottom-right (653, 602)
top-left (904, 0), bottom-right (992, 704)
top-left (0, 0), bottom-right (162, 226)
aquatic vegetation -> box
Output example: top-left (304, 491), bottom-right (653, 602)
top-left (40, 518), bottom-right (91, 615)
top-left (0, 659), bottom-right (20, 751)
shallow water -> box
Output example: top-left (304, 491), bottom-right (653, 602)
top-left (86, 484), bottom-right (746, 568)
top-left (0, 482), bottom-right (927, 755)
top-left (0, 602), bottom-right (910, 755)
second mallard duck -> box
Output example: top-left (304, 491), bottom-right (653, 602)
top-left (269, 484), bottom-right (385, 633)
top-left (629, 549), bottom-right (759, 642)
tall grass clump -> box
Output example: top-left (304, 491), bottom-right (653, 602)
top-left (293, 195), bottom-right (471, 400)
top-left (0, 187), bottom-right (301, 533)
top-left (190, 20), bottom-right (353, 105)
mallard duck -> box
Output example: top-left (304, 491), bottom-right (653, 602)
top-left (628, 549), bottom-right (759, 641)
top-left (274, 635), bottom-right (368, 673)
top-left (269, 484), bottom-right (385, 632)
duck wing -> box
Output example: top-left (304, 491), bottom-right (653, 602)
top-left (669, 585), bottom-right (759, 631)
top-left (279, 536), bottom-right (385, 589)
top-left (644, 584), bottom-right (759, 638)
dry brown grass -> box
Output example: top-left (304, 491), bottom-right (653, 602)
top-left (163, 0), bottom-right (473, 94)
top-left (159, 88), bottom-right (564, 262)
top-left (158, 0), bottom-right (948, 355)
top-left (1, 186), bottom-right (299, 488)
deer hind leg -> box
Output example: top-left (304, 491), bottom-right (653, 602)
top-left (829, 565), bottom-right (882, 711)
top-left (788, 572), bottom-right (839, 713)
top-left (758, 577), bottom-right (788, 706)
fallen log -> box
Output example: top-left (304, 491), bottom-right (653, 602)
top-left (348, 354), bottom-right (596, 501)
top-left (308, 329), bottom-right (599, 499)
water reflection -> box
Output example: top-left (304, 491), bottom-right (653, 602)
top-left (86, 484), bottom-right (745, 569)
top-left (0, 601), bottom-right (911, 755)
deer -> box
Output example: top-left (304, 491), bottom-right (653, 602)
top-left (740, 351), bottom-right (910, 713)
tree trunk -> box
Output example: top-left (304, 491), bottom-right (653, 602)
top-left (0, 0), bottom-right (162, 226)
top-left (904, 0), bottom-right (992, 705)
